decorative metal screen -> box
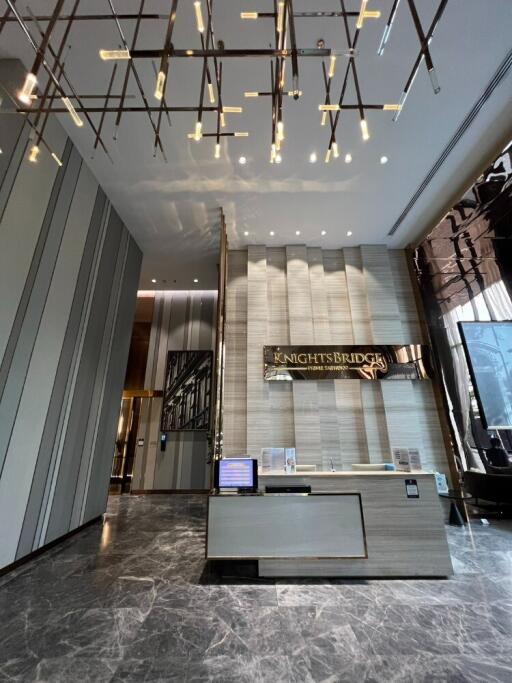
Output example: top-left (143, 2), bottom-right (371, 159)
top-left (161, 350), bottom-right (213, 431)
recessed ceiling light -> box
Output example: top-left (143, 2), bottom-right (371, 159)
top-left (321, 230), bottom-right (327, 236)
top-left (295, 230), bottom-right (301, 236)
top-left (244, 231), bottom-right (249, 236)
top-left (193, 278), bottom-right (199, 283)
top-left (309, 152), bottom-right (317, 163)
top-left (269, 230), bottom-right (275, 236)
top-left (238, 156), bottom-right (247, 165)
top-left (380, 155), bottom-right (388, 164)
top-left (151, 278), bottom-right (157, 283)
top-left (275, 154), bottom-right (282, 164)
top-left (346, 230), bottom-right (353, 237)
top-left (345, 153), bottom-right (352, 164)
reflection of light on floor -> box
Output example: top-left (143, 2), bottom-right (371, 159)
top-left (100, 521), bottom-right (111, 550)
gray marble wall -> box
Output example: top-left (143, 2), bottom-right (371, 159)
top-left (131, 291), bottom-right (217, 491)
top-left (223, 246), bottom-right (449, 478)
top-left (0, 66), bottom-right (141, 570)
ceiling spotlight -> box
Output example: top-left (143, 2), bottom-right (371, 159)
top-left (380, 155), bottom-right (388, 164)
top-left (321, 230), bottom-right (327, 236)
top-left (347, 230), bottom-right (353, 237)
top-left (275, 154), bottom-right (282, 164)
top-left (238, 156), bottom-right (247, 165)
top-left (193, 278), bottom-right (199, 283)
top-left (151, 278), bottom-right (157, 283)
top-left (295, 230), bottom-right (301, 236)
top-left (309, 152), bottom-right (317, 163)
top-left (345, 153), bottom-right (352, 164)
top-left (244, 231), bottom-right (249, 236)
top-left (269, 231), bottom-right (275, 236)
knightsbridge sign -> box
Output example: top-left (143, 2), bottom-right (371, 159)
top-left (263, 345), bottom-right (432, 381)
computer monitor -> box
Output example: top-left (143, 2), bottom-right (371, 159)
top-left (214, 458), bottom-right (258, 492)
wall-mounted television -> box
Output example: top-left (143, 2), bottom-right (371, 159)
top-left (458, 321), bottom-right (512, 430)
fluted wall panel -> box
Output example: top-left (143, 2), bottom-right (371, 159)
top-left (222, 246), bottom-right (450, 479)
top-left (267, 249), bottom-right (295, 448)
top-left (223, 251), bottom-right (248, 456)
top-left (286, 247), bottom-right (322, 467)
top-left (345, 248), bottom-right (390, 462)
top-left (246, 247), bottom-right (270, 458)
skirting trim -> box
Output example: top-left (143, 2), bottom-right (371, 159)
top-left (0, 515), bottom-right (103, 578)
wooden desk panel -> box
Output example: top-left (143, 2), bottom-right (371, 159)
top-left (258, 473), bottom-right (452, 577)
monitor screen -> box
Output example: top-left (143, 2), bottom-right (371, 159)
top-left (216, 458), bottom-right (257, 490)
top-left (458, 321), bottom-right (512, 429)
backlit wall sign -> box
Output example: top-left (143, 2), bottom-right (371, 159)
top-left (263, 345), bottom-right (432, 381)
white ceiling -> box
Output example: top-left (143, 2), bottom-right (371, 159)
top-left (1, 1), bottom-right (512, 290)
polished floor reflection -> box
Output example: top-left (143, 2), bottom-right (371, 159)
top-left (1, 495), bottom-right (511, 682)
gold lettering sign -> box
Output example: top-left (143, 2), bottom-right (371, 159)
top-left (263, 345), bottom-right (431, 381)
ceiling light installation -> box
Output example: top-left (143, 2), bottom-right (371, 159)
top-left (4, 0), bottom-right (448, 166)
top-left (242, 0), bottom-right (445, 163)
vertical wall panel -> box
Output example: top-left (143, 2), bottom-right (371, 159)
top-left (83, 236), bottom-right (141, 521)
top-left (286, 246), bottom-right (322, 467)
top-left (246, 246), bottom-right (270, 459)
top-left (223, 251), bottom-right (248, 456)
top-left (344, 247), bottom-right (389, 463)
top-left (0, 98), bottom-right (141, 569)
top-left (324, 250), bottom-right (369, 468)
top-left (0, 117), bottom-right (66, 367)
top-left (267, 248), bottom-right (294, 449)
top-left (361, 246), bottom-right (423, 463)
top-left (16, 188), bottom-right (108, 558)
top-left (0, 141), bottom-right (77, 476)
top-left (308, 248), bottom-right (342, 470)
top-left (45, 206), bottom-right (125, 542)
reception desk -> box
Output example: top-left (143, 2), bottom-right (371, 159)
top-left (206, 472), bottom-right (453, 578)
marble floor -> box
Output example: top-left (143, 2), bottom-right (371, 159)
top-left (1, 495), bottom-right (511, 683)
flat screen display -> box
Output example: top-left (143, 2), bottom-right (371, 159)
top-left (216, 458), bottom-right (257, 490)
top-left (458, 321), bottom-right (512, 429)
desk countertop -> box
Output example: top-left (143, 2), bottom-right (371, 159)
top-left (259, 470), bottom-right (433, 477)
